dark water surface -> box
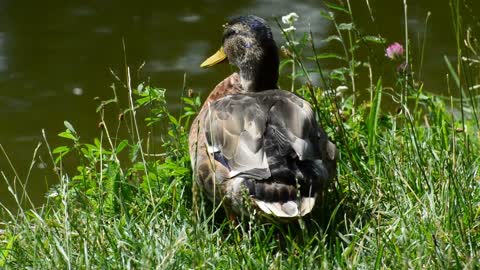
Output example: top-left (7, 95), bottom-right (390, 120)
top-left (0, 1), bottom-right (477, 210)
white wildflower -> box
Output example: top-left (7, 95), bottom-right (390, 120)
top-left (286, 40), bottom-right (299, 47)
top-left (323, 86), bottom-right (348, 98)
top-left (47, 191), bottom-right (59, 198)
top-left (283, 26), bottom-right (296, 33)
top-left (282, 12), bottom-right (299, 25)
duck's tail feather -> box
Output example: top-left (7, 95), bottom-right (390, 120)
top-left (253, 197), bottom-right (316, 218)
top-left (242, 178), bottom-right (318, 218)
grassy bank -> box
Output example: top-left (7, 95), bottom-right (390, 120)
top-left (1, 1), bottom-right (479, 269)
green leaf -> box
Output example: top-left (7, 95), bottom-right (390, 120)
top-left (58, 131), bottom-right (76, 141)
top-left (182, 97), bottom-right (195, 106)
top-left (168, 115), bottom-right (178, 126)
top-left (136, 97), bottom-right (151, 106)
top-left (130, 142), bottom-right (140, 162)
top-left (94, 138), bottom-right (102, 149)
top-left (116, 140), bottom-right (129, 154)
top-left (367, 78), bottom-right (383, 161)
top-left (324, 1), bottom-right (350, 14)
top-left (338, 23), bottom-right (354, 31)
top-left (361, 35), bottom-right (386, 44)
top-left (183, 111), bottom-right (196, 116)
top-left (444, 56), bottom-right (461, 88)
top-left (53, 146), bottom-right (70, 154)
top-left (323, 35), bottom-right (342, 43)
top-left (64, 121), bottom-right (76, 134)
top-left (0, 234), bottom-right (16, 267)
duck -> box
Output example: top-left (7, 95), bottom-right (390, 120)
top-left (189, 15), bottom-right (337, 220)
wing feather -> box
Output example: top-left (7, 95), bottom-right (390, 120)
top-left (203, 89), bottom-right (330, 181)
top-left (205, 95), bottom-right (270, 180)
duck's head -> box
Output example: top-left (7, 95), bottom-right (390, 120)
top-left (201, 15), bottom-right (279, 92)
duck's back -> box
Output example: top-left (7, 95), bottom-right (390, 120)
top-left (201, 89), bottom-right (337, 217)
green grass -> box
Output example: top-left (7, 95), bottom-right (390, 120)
top-left (1, 1), bottom-right (479, 269)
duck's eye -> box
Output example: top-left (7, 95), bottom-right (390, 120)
top-left (224, 29), bottom-right (237, 39)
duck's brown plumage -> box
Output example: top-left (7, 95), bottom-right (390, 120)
top-left (189, 16), bottom-right (337, 219)
top-left (189, 73), bottom-right (242, 201)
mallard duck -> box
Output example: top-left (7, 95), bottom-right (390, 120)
top-left (189, 15), bottom-right (337, 220)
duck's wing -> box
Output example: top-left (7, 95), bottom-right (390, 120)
top-left (204, 90), bottom-right (337, 218)
top-left (204, 94), bottom-right (271, 180)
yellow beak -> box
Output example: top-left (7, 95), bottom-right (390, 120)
top-left (200, 47), bottom-right (227, 68)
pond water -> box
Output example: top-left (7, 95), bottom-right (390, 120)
top-left (0, 0), bottom-right (478, 211)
